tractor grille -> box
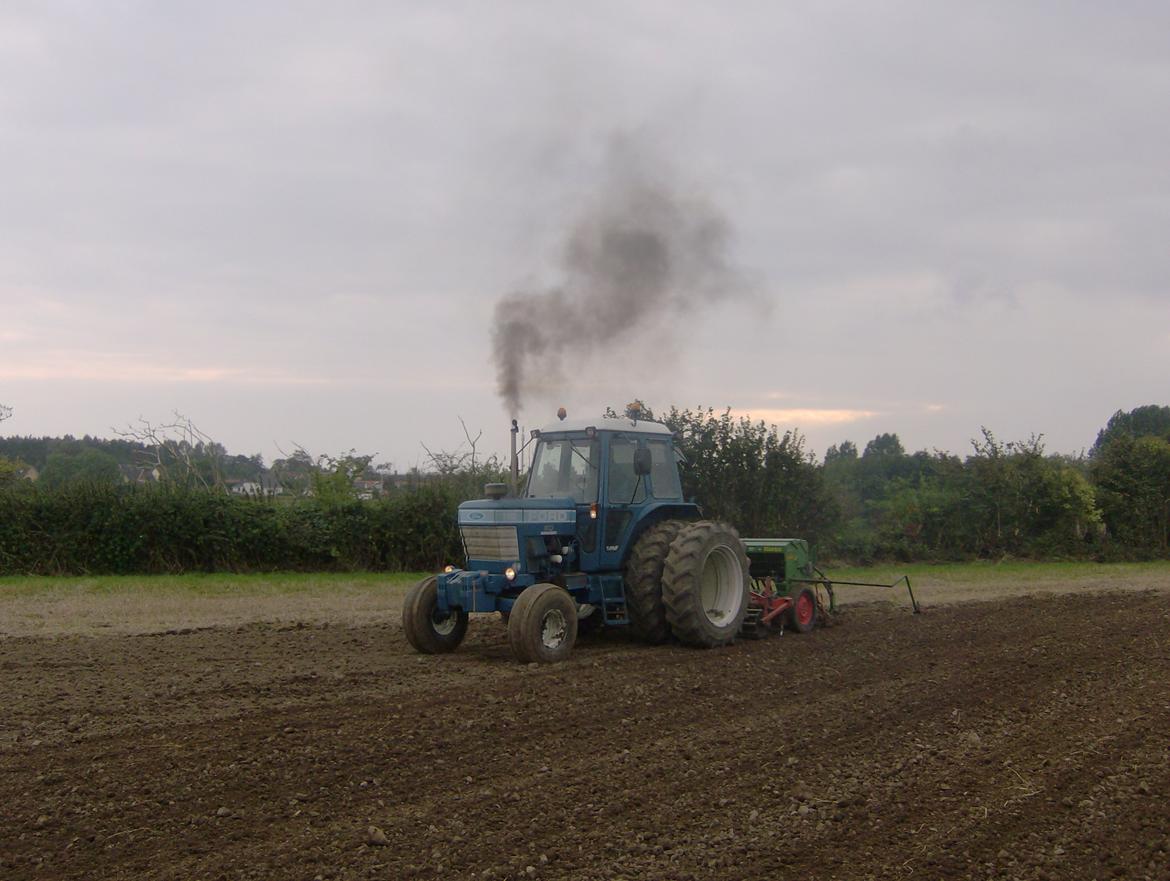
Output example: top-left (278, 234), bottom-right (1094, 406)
top-left (460, 525), bottom-right (520, 562)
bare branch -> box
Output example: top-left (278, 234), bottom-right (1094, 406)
top-left (458, 415), bottom-right (483, 471)
top-left (420, 440), bottom-right (472, 476)
top-left (113, 411), bottom-right (223, 489)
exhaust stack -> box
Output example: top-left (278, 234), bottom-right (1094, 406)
top-left (509, 419), bottom-right (519, 495)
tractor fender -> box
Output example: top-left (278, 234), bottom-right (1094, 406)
top-left (620, 502), bottom-right (702, 566)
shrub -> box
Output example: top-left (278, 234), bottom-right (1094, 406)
top-left (0, 483), bottom-right (464, 576)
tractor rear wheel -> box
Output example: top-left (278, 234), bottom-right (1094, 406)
top-left (403, 575), bottom-right (469, 653)
top-left (625, 519), bottom-right (687, 644)
top-left (661, 521), bottom-right (750, 647)
top-left (508, 583), bottom-right (578, 663)
top-left (788, 587), bottom-right (817, 634)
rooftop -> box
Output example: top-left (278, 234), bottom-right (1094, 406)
top-left (535, 415), bottom-right (673, 436)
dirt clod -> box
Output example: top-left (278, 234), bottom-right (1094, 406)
top-left (367, 826), bottom-right (388, 847)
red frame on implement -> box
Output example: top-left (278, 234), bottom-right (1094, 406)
top-left (751, 589), bottom-right (795, 626)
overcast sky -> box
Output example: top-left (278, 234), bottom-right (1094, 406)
top-left (2, 1), bottom-right (1168, 469)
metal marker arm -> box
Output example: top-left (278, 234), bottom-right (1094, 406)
top-left (793, 572), bottom-right (921, 614)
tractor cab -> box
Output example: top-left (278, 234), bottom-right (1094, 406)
top-left (523, 417), bottom-right (691, 572)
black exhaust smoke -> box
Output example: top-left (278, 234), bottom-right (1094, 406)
top-left (491, 138), bottom-right (756, 417)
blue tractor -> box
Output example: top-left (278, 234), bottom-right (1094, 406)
top-left (402, 409), bottom-right (754, 663)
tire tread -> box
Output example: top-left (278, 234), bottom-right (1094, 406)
top-left (624, 519), bottom-right (687, 643)
top-left (402, 575), bottom-right (468, 654)
top-left (508, 583), bottom-right (578, 664)
top-left (661, 520), bottom-right (749, 648)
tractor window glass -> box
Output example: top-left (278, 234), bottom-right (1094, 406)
top-left (526, 438), bottom-right (598, 503)
top-left (648, 439), bottom-right (683, 499)
top-left (607, 437), bottom-right (647, 504)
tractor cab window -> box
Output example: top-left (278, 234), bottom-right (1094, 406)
top-left (526, 438), bottom-right (599, 503)
top-left (607, 437), bottom-right (647, 504)
top-left (648, 439), bottom-right (683, 499)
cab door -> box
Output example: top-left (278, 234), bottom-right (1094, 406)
top-left (598, 434), bottom-right (648, 571)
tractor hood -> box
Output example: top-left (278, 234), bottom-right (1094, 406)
top-left (458, 495), bottom-right (579, 522)
top-left (456, 496), bottom-right (581, 575)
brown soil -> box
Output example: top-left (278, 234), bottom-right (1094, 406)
top-left (2, 591), bottom-right (1169, 880)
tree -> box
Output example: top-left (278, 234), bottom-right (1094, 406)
top-left (964, 429), bottom-right (1101, 557)
top-left (661, 406), bottom-right (837, 541)
top-left (0, 455), bottom-right (27, 485)
top-left (270, 446), bottom-right (375, 501)
top-left (271, 449), bottom-right (318, 496)
top-left (310, 450), bottom-right (374, 504)
top-left (0, 405), bottom-right (13, 483)
top-left (842, 433), bottom-right (917, 505)
top-left (39, 448), bottom-right (120, 488)
top-left (603, 400), bottom-right (658, 422)
top-left (419, 418), bottom-right (509, 501)
top-left (115, 412), bottom-right (225, 488)
top-left (1092, 434), bottom-right (1170, 554)
top-left (863, 433), bottom-right (905, 458)
top-left (824, 440), bottom-right (858, 464)
top-left (1093, 405), bottom-right (1170, 454)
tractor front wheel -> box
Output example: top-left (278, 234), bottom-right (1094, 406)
top-left (508, 583), bottom-right (578, 663)
top-left (402, 575), bottom-right (469, 654)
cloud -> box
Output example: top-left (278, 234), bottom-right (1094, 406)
top-left (0, 354), bottom-right (327, 386)
top-left (728, 408), bottom-right (879, 428)
top-left (1, 3), bottom-right (1168, 465)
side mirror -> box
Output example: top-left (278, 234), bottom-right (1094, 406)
top-left (633, 448), bottom-right (652, 476)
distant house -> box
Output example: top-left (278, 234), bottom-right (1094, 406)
top-left (118, 464), bottom-right (160, 485)
top-left (388, 472), bottom-right (426, 490)
top-left (353, 478), bottom-right (383, 500)
top-left (230, 471), bottom-right (283, 497)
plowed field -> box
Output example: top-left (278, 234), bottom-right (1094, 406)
top-left (3, 591), bottom-right (1170, 880)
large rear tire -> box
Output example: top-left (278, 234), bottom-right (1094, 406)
top-left (402, 575), bottom-right (469, 654)
top-left (508, 583), bottom-right (578, 664)
top-left (661, 521), bottom-right (750, 647)
top-left (624, 519), bottom-right (687, 644)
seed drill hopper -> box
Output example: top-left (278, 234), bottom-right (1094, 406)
top-left (739, 537), bottom-right (920, 638)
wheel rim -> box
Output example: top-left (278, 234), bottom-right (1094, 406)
top-left (699, 546), bottom-right (744, 626)
top-left (430, 607), bottom-right (457, 636)
top-left (795, 592), bottom-right (815, 627)
top-left (540, 609), bottom-right (568, 649)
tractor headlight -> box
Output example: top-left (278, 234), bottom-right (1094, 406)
top-left (505, 566), bottom-right (517, 581)
top-left (444, 564), bottom-right (456, 573)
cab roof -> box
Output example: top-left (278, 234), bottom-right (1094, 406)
top-left (536, 415), bottom-right (673, 436)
